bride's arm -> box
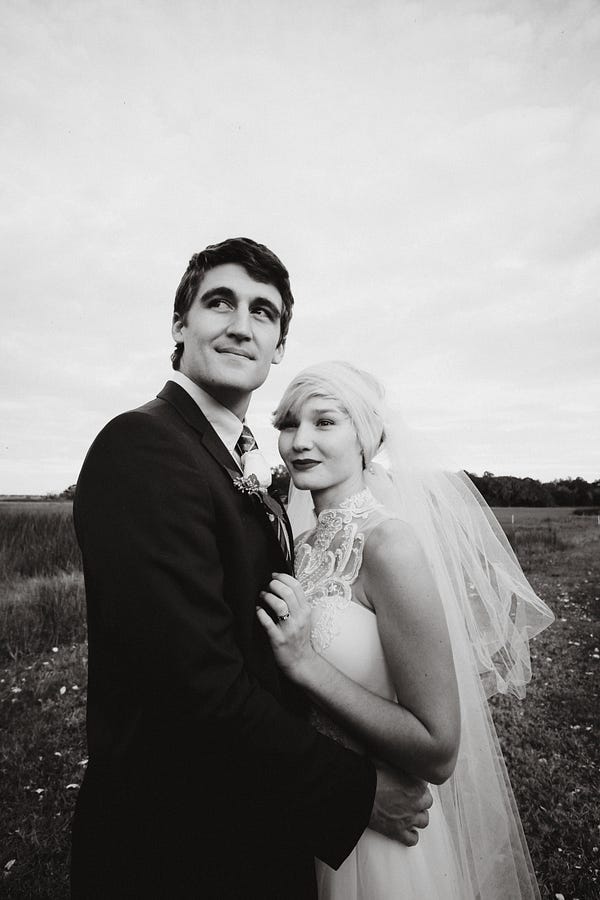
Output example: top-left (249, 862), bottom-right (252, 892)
top-left (257, 519), bottom-right (460, 785)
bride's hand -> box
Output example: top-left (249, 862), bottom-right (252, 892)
top-left (257, 573), bottom-right (316, 681)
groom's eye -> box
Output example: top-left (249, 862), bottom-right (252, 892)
top-left (252, 303), bottom-right (278, 321)
top-left (207, 297), bottom-right (232, 310)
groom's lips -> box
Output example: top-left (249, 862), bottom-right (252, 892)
top-left (292, 459), bottom-right (321, 470)
top-left (217, 347), bottom-right (254, 359)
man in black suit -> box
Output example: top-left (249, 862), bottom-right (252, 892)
top-left (71, 238), bottom-right (431, 898)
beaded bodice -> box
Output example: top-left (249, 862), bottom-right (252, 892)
top-left (294, 488), bottom-right (386, 653)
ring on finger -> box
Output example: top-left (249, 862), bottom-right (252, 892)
top-left (277, 611), bottom-right (290, 622)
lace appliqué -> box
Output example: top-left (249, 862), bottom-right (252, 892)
top-left (295, 488), bottom-right (382, 652)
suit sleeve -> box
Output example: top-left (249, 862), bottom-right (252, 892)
top-left (75, 410), bottom-right (376, 867)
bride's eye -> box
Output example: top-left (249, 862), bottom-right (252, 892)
top-left (316, 418), bottom-right (335, 427)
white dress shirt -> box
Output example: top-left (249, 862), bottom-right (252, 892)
top-left (167, 370), bottom-right (244, 467)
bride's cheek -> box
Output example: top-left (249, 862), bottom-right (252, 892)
top-left (277, 432), bottom-right (291, 459)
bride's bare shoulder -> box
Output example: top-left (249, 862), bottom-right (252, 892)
top-left (361, 517), bottom-right (429, 600)
top-left (364, 517), bottom-right (423, 567)
top-left (361, 518), bottom-right (437, 617)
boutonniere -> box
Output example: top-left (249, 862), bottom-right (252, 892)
top-left (239, 448), bottom-right (272, 490)
top-left (229, 448), bottom-right (273, 500)
top-left (232, 472), bottom-right (267, 498)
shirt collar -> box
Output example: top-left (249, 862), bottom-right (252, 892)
top-left (167, 370), bottom-right (244, 456)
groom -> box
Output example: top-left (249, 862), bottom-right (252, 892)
top-left (71, 237), bottom-right (431, 898)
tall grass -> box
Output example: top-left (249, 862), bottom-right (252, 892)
top-left (505, 524), bottom-right (569, 560)
top-left (0, 507), bottom-right (81, 579)
top-left (0, 506), bottom-right (85, 660)
top-left (0, 573), bottom-right (86, 660)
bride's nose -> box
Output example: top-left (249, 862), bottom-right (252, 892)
top-left (292, 422), bottom-right (313, 451)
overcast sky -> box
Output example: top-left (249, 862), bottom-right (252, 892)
top-left (2, 0), bottom-right (599, 494)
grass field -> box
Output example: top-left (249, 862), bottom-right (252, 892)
top-left (0, 502), bottom-right (598, 898)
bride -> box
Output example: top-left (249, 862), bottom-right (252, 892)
top-left (257, 361), bottom-right (554, 900)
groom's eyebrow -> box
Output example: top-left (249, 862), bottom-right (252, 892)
top-left (199, 286), bottom-right (236, 303)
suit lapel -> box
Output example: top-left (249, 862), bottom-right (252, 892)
top-left (157, 381), bottom-right (241, 475)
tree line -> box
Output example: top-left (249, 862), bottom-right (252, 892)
top-left (465, 473), bottom-right (600, 508)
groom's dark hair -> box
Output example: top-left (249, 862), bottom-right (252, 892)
top-left (171, 237), bottom-right (294, 370)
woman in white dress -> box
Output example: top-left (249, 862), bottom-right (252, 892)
top-left (257, 361), bottom-right (554, 900)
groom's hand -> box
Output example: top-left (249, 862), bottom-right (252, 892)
top-left (369, 763), bottom-right (433, 846)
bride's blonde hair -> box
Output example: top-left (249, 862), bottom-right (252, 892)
top-left (272, 361), bottom-right (386, 467)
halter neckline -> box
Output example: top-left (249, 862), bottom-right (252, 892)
top-left (316, 486), bottom-right (381, 522)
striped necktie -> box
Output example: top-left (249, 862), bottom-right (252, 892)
top-left (235, 424), bottom-right (259, 459)
top-left (235, 425), bottom-right (292, 570)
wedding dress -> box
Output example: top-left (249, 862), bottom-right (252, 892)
top-left (295, 485), bottom-right (545, 900)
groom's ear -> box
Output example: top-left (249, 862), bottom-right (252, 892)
top-left (171, 313), bottom-right (184, 344)
top-left (272, 341), bottom-right (285, 365)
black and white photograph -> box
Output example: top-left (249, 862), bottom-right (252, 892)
top-left (1, 2), bottom-right (599, 897)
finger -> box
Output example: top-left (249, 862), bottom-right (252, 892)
top-left (256, 606), bottom-right (281, 641)
top-left (272, 573), bottom-right (302, 590)
top-left (413, 810), bottom-right (429, 830)
top-left (422, 790), bottom-right (434, 811)
top-left (267, 579), bottom-right (299, 614)
top-left (398, 828), bottom-right (419, 847)
top-left (260, 591), bottom-right (292, 622)
top-left (270, 574), bottom-right (304, 610)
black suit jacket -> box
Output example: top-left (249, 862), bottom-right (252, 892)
top-left (71, 382), bottom-right (376, 899)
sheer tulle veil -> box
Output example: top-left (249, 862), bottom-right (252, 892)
top-left (275, 361), bottom-right (554, 900)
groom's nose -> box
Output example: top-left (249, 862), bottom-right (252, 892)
top-left (226, 304), bottom-right (252, 340)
